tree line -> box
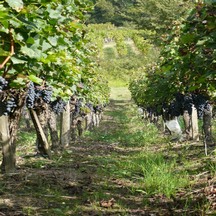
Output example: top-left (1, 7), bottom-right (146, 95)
top-left (88, 0), bottom-right (195, 43)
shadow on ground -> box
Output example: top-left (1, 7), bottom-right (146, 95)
top-left (0, 98), bottom-right (215, 215)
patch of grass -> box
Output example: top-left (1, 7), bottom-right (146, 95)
top-left (109, 87), bottom-right (131, 100)
top-left (87, 97), bottom-right (189, 199)
top-left (16, 130), bottom-right (37, 156)
top-left (108, 79), bottom-right (128, 88)
top-left (16, 130), bottom-right (36, 145)
top-left (103, 47), bottom-right (117, 59)
top-left (93, 127), bottom-right (161, 147)
top-left (94, 151), bottom-right (189, 198)
top-left (203, 159), bottom-right (216, 175)
top-left (88, 98), bottom-right (164, 149)
top-left (24, 157), bottom-right (51, 169)
top-left (128, 152), bottom-right (189, 197)
top-left (121, 123), bottom-right (162, 147)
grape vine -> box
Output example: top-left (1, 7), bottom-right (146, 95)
top-left (129, 2), bottom-right (216, 121)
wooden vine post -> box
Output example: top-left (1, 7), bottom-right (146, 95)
top-left (29, 109), bottom-right (52, 159)
top-left (48, 110), bottom-right (59, 150)
top-left (191, 105), bottom-right (199, 141)
top-left (203, 103), bottom-right (213, 144)
top-left (0, 115), bottom-right (14, 173)
top-left (60, 101), bottom-right (71, 147)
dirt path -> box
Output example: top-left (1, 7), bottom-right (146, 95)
top-left (0, 88), bottom-right (216, 215)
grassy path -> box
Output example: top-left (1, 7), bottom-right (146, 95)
top-left (0, 87), bottom-right (216, 215)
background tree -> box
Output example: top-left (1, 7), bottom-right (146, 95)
top-left (88, 0), bottom-right (194, 42)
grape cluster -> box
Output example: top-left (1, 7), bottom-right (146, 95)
top-left (163, 93), bottom-right (184, 118)
top-left (0, 76), bottom-right (8, 92)
top-left (141, 92), bottom-right (212, 121)
top-left (146, 106), bottom-right (159, 117)
top-left (75, 101), bottom-right (81, 114)
top-left (41, 88), bottom-right (52, 103)
top-left (192, 94), bottom-right (208, 119)
top-left (26, 82), bottom-right (35, 108)
top-left (26, 82), bottom-right (53, 108)
top-left (162, 104), bottom-right (171, 120)
top-left (165, 93), bottom-right (211, 119)
top-left (72, 99), bottom-right (83, 117)
top-left (166, 93), bottom-right (210, 118)
top-left (50, 99), bottom-right (67, 114)
top-left (182, 94), bottom-right (193, 115)
top-left (146, 107), bottom-right (152, 115)
top-left (3, 97), bottom-right (17, 115)
top-left (162, 93), bottom-right (194, 119)
top-left (168, 100), bottom-right (183, 117)
top-left (34, 87), bottom-right (53, 104)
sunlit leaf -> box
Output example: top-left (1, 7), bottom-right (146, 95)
top-left (48, 36), bottom-right (58, 46)
top-left (28, 75), bottom-right (43, 85)
top-left (0, 48), bottom-right (10, 56)
top-left (11, 57), bottom-right (27, 64)
top-left (21, 46), bottom-right (36, 58)
top-left (5, 0), bottom-right (24, 12)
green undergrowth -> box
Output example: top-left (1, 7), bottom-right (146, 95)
top-left (90, 104), bottom-right (162, 147)
top-left (108, 79), bottom-right (128, 88)
top-left (94, 152), bottom-right (189, 198)
top-left (86, 95), bottom-right (190, 198)
top-left (16, 129), bottom-right (37, 157)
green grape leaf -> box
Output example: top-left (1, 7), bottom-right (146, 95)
top-left (5, 0), bottom-right (24, 12)
top-left (0, 48), bottom-right (10, 56)
top-left (26, 37), bottom-right (35, 44)
top-left (21, 44), bottom-right (43, 59)
top-left (0, 6), bottom-right (9, 23)
top-left (42, 41), bottom-right (52, 52)
top-left (21, 46), bottom-right (36, 58)
top-left (9, 17), bottom-right (23, 28)
top-left (13, 77), bottom-right (25, 85)
top-left (48, 36), bottom-right (58, 46)
top-left (11, 57), bottom-right (27, 64)
top-left (28, 75), bottom-right (43, 85)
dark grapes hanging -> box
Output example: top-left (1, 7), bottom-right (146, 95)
top-left (26, 82), bottom-right (35, 108)
top-left (50, 99), bottom-right (67, 114)
top-left (26, 82), bottom-right (53, 108)
top-left (4, 97), bottom-right (17, 115)
top-left (0, 76), bottom-right (8, 92)
top-left (192, 94), bottom-right (209, 119)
